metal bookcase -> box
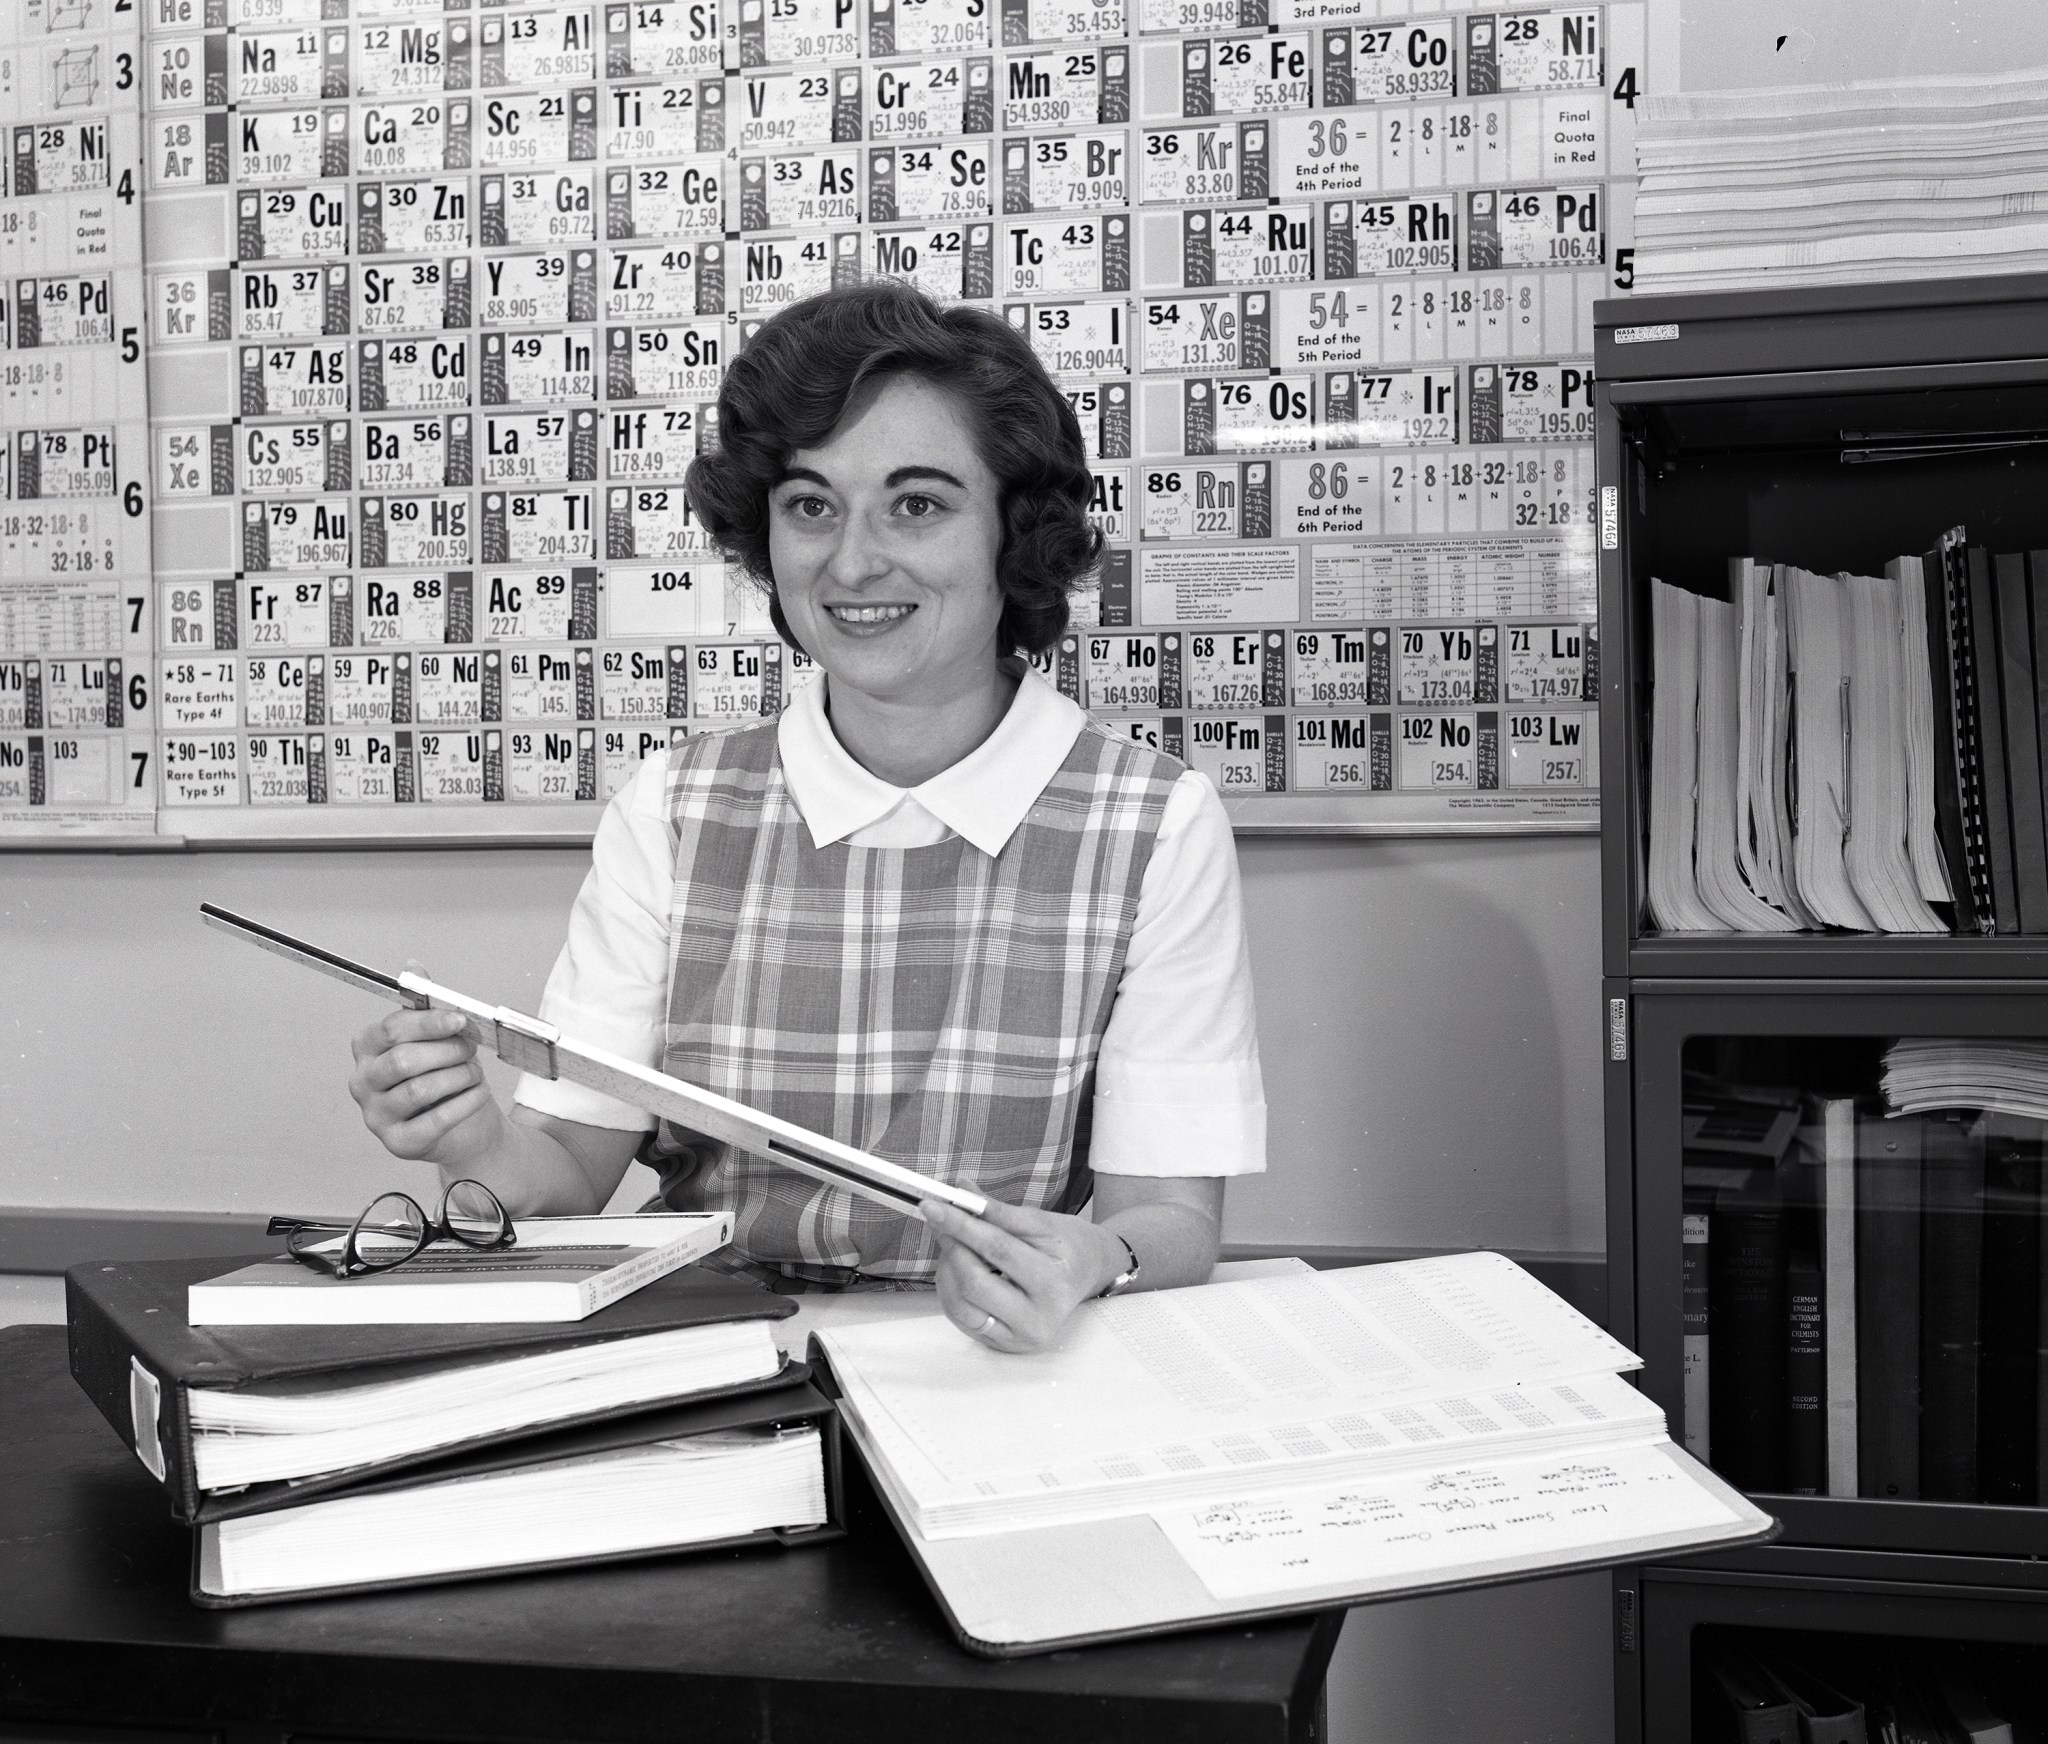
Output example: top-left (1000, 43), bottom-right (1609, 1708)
top-left (1592, 276), bottom-right (2048, 1743)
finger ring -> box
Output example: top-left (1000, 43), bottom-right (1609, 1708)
top-left (977, 1312), bottom-right (997, 1335)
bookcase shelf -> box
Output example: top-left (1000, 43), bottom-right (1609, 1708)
top-left (1595, 278), bottom-right (2048, 1743)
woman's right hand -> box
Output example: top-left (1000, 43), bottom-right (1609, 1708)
top-left (348, 1005), bottom-right (505, 1169)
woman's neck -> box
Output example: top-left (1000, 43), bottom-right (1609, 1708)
top-left (824, 663), bottom-right (1022, 788)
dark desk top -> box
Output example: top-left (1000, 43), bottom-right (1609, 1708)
top-left (0, 1325), bottom-right (1340, 1744)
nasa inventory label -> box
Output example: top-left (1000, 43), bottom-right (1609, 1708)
top-left (482, 410), bottom-right (600, 484)
top-left (739, 68), bottom-right (863, 149)
top-left (1004, 298), bottom-right (1127, 377)
top-left (238, 189), bottom-right (353, 261)
top-left (737, 0), bottom-right (862, 65)
top-left (481, 488), bottom-right (597, 562)
top-left (867, 142), bottom-right (993, 222)
top-left (357, 258), bottom-right (471, 334)
top-left (603, 243), bottom-right (726, 318)
top-left (605, 1), bottom-right (726, 77)
top-left (863, 56), bottom-right (996, 141)
top-left (480, 248), bottom-right (601, 327)
top-left (356, 180), bottom-right (473, 253)
top-left (1179, 33), bottom-right (1313, 116)
top-left (359, 336), bottom-right (471, 410)
top-left (1001, 46), bottom-right (1130, 130)
top-left (603, 321), bottom-right (725, 397)
top-left (241, 421), bottom-right (354, 495)
top-left (359, 415), bottom-right (472, 489)
top-left (605, 80), bottom-right (726, 160)
top-left (1001, 130), bottom-right (1127, 214)
top-left (738, 150), bottom-right (864, 230)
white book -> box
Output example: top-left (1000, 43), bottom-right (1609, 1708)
top-left (816, 1253), bottom-right (1774, 1655)
top-left (189, 1213), bottom-right (731, 1326)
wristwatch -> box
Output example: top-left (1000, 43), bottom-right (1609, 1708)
top-left (1097, 1233), bottom-right (1142, 1298)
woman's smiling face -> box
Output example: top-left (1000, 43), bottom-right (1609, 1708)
top-left (767, 375), bottom-right (1008, 712)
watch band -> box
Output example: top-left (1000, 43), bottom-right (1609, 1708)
top-left (1097, 1233), bottom-right (1141, 1298)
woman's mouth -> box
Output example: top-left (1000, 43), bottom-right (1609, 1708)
top-left (827, 603), bottom-right (916, 626)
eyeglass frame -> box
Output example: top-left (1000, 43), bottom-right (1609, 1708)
top-left (267, 1179), bottom-right (516, 1280)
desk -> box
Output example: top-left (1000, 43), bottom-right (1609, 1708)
top-left (0, 1327), bottom-right (1340, 1744)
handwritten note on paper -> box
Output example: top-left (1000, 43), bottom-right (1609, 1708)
top-left (1152, 1440), bottom-right (1747, 1602)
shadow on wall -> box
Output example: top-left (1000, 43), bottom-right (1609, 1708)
top-left (1223, 833), bottom-right (1596, 1258)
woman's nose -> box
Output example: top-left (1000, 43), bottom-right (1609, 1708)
top-left (824, 514), bottom-right (889, 586)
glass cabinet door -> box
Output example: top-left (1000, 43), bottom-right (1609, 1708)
top-left (1632, 985), bottom-right (2048, 1555)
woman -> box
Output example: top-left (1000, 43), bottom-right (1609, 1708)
top-left (349, 283), bottom-right (1264, 1352)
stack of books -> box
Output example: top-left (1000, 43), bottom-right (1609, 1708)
top-left (1697, 1634), bottom-right (2019, 1744)
top-left (1648, 531), bottom-right (2048, 936)
top-left (1683, 1084), bottom-right (2048, 1507)
top-left (68, 1212), bottom-right (841, 1606)
top-left (1633, 68), bottom-right (2048, 295)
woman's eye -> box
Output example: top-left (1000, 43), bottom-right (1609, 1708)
top-left (899, 494), bottom-right (938, 517)
top-left (784, 495), bottom-right (830, 519)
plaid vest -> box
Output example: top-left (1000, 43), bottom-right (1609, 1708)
top-left (644, 714), bottom-right (1182, 1283)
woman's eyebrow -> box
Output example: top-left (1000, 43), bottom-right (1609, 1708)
top-left (884, 466), bottom-right (967, 489)
top-left (773, 466), bottom-right (833, 488)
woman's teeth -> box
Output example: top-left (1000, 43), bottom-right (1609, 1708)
top-left (831, 604), bottom-right (915, 624)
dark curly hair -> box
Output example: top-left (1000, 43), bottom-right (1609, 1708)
top-left (684, 282), bottom-right (1101, 658)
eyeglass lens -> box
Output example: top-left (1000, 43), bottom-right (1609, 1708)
top-left (442, 1179), bottom-right (509, 1247)
top-left (349, 1191), bottom-right (431, 1272)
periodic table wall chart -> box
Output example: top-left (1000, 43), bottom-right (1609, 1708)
top-left (0, 0), bottom-right (1654, 843)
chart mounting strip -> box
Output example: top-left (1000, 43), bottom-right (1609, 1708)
top-left (0, 0), bottom-right (1651, 843)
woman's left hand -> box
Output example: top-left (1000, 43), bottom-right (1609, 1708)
top-left (920, 1197), bottom-right (1128, 1353)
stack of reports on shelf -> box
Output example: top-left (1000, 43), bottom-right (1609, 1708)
top-left (1682, 1072), bottom-right (2048, 1510)
top-left (1648, 529), bottom-right (2048, 935)
top-left (1631, 67), bottom-right (2048, 294)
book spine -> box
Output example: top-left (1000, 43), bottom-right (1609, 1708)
top-left (63, 1271), bottom-right (199, 1517)
top-left (1709, 1173), bottom-right (1788, 1492)
top-left (1920, 1116), bottom-right (1986, 1503)
top-left (1977, 1130), bottom-right (2040, 1506)
top-left (1857, 1111), bottom-right (1922, 1500)
top-left (1966, 545), bottom-right (2019, 934)
top-left (1682, 1208), bottom-right (1711, 1461)
top-left (1921, 544), bottom-right (1973, 930)
top-left (578, 1217), bottom-right (735, 1317)
top-left (1823, 1099), bottom-right (1859, 1498)
top-left (1946, 538), bottom-right (1997, 932)
top-left (1786, 1253), bottom-right (1824, 1496)
top-left (1993, 552), bottom-right (2048, 931)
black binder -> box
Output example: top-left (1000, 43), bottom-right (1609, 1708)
top-left (68, 1253), bottom-right (798, 1524)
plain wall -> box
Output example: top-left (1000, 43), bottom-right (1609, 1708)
top-left (0, 836), bottom-right (1606, 1253)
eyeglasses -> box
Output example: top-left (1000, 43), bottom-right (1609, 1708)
top-left (268, 1180), bottom-right (515, 1280)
